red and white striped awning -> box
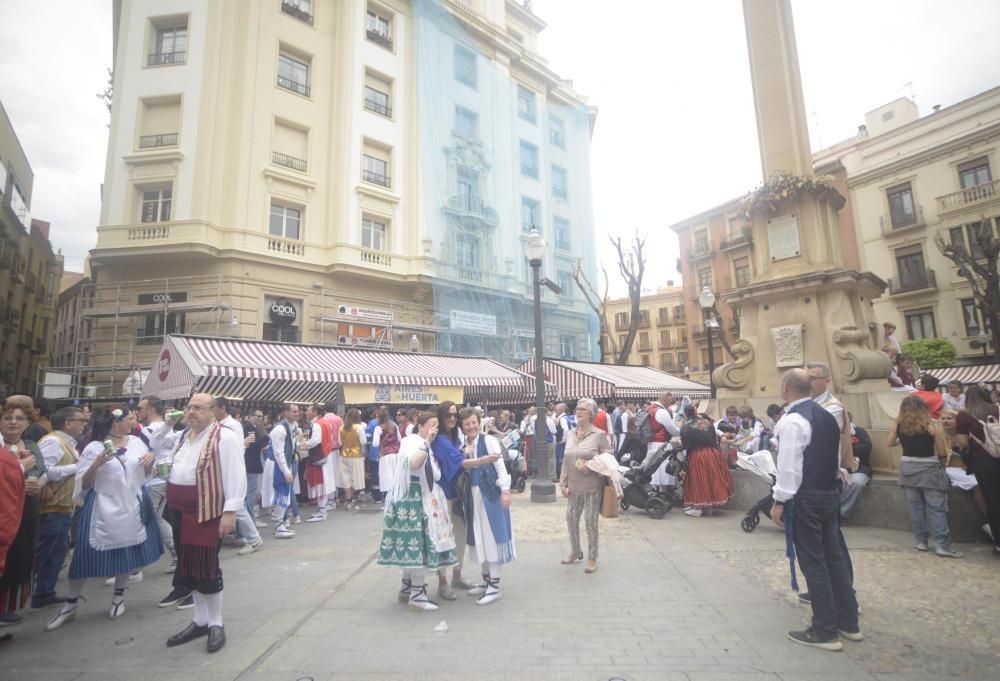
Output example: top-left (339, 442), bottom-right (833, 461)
top-left (928, 363), bottom-right (1000, 387)
top-left (519, 358), bottom-right (711, 401)
top-left (141, 335), bottom-right (555, 405)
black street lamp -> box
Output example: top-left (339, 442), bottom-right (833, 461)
top-left (524, 230), bottom-right (560, 503)
top-left (699, 285), bottom-right (718, 399)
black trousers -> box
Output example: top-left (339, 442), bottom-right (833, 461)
top-left (973, 454), bottom-right (1000, 546)
top-left (792, 489), bottom-right (859, 639)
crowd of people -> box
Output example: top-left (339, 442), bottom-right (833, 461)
top-left (1, 365), bottom-right (998, 652)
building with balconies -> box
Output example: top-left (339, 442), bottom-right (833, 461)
top-left (82, 0), bottom-right (599, 397)
top-left (0, 101), bottom-right (62, 395)
top-left (601, 284), bottom-right (689, 373)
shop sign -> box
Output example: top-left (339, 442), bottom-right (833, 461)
top-left (139, 292), bottom-right (188, 305)
top-left (342, 383), bottom-right (464, 405)
top-left (337, 303), bottom-right (393, 323)
top-left (511, 327), bottom-right (534, 339)
top-left (269, 299), bottom-right (298, 327)
top-left (449, 310), bottom-right (496, 336)
top-left (157, 348), bottom-right (172, 382)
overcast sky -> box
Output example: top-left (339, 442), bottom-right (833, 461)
top-left (2, 1), bottom-right (999, 289)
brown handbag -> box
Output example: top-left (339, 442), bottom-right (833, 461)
top-left (600, 480), bottom-right (619, 519)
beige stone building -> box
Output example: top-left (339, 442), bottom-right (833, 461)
top-left (78, 0), bottom-right (600, 398)
top-left (0, 102), bottom-right (62, 396)
top-left (601, 284), bottom-right (688, 372)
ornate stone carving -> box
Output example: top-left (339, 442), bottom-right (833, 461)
top-left (713, 339), bottom-right (755, 390)
top-left (833, 326), bottom-right (892, 382)
top-left (770, 324), bottom-right (804, 367)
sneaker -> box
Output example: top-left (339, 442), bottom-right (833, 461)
top-left (684, 507), bottom-right (703, 518)
top-left (274, 525), bottom-right (295, 539)
top-left (935, 545), bottom-right (962, 558)
top-left (838, 628), bottom-right (864, 642)
top-left (408, 584), bottom-right (439, 612)
top-left (915, 541), bottom-right (929, 552)
top-left (254, 520), bottom-right (269, 529)
top-left (30, 595), bottom-right (67, 610)
top-left (787, 628), bottom-right (843, 651)
top-left (292, 515), bottom-right (302, 524)
top-left (175, 594), bottom-right (195, 610)
top-left (798, 592), bottom-right (811, 605)
top-left (166, 557), bottom-right (177, 574)
top-left (158, 588), bottom-right (191, 608)
top-left (44, 604), bottom-right (78, 632)
top-left (305, 512), bottom-right (326, 523)
top-left (237, 538), bottom-right (264, 555)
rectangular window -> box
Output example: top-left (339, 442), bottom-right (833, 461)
top-left (660, 352), bottom-right (674, 370)
top-left (517, 85), bottom-right (536, 123)
top-left (697, 267), bottom-right (713, 290)
top-left (363, 71), bottom-right (391, 117)
top-left (967, 221), bottom-right (991, 261)
top-left (455, 106), bottom-right (478, 139)
top-left (521, 197), bottom-right (540, 232)
top-left (618, 334), bottom-right (627, 347)
top-left (454, 45), bottom-right (477, 88)
top-left (520, 140), bottom-right (539, 178)
top-left (894, 245), bottom-right (926, 289)
top-left (362, 152), bottom-right (390, 187)
top-left (149, 24), bottom-right (187, 65)
top-left (140, 188), bottom-right (172, 223)
top-left (456, 234), bottom-right (478, 269)
top-left (887, 183), bottom-right (917, 228)
top-left (638, 331), bottom-right (650, 350)
top-left (457, 167), bottom-right (478, 199)
top-left (677, 350), bottom-right (688, 367)
top-left (554, 217), bottom-right (570, 250)
top-left (615, 312), bottom-right (628, 329)
top-left (958, 157), bottom-right (991, 189)
top-left (733, 255), bottom-right (751, 286)
top-left (263, 323), bottom-right (300, 343)
top-left (362, 216), bottom-right (387, 251)
top-left (269, 203), bottom-right (301, 239)
top-left (281, 0), bottom-right (314, 24)
top-left (551, 165), bottom-right (568, 200)
top-left (277, 53), bottom-right (310, 96)
top-left (549, 115), bottom-right (565, 147)
top-left (557, 270), bottom-right (573, 298)
top-left (658, 307), bottom-right (669, 325)
top-left (366, 9), bottom-right (393, 50)
top-left (961, 298), bottom-right (981, 336)
top-left (640, 354), bottom-right (650, 367)
top-left (678, 327), bottom-right (687, 343)
top-left (659, 329), bottom-right (671, 346)
top-left (559, 334), bottom-right (574, 360)
top-left (139, 311), bottom-right (185, 345)
top-left (905, 309), bottom-right (936, 340)
top-left (638, 309), bottom-right (650, 326)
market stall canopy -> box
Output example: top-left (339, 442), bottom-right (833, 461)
top-left (140, 335), bottom-right (557, 405)
top-left (927, 363), bottom-right (1000, 387)
top-left (518, 358), bottom-right (711, 401)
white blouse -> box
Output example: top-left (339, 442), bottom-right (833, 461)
top-left (168, 426), bottom-right (247, 513)
top-left (76, 435), bottom-right (150, 550)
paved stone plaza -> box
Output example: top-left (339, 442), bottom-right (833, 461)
top-left (3, 493), bottom-right (998, 681)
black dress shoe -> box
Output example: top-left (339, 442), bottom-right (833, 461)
top-left (207, 625), bottom-right (226, 653)
top-left (166, 622), bottom-right (209, 647)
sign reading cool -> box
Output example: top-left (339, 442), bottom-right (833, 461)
top-left (269, 299), bottom-right (298, 326)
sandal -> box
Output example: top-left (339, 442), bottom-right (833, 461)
top-left (561, 552), bottom-right (584, 564)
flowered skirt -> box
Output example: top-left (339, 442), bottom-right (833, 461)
top-left (685, 447), bottom-right (734, 509)
top-left (68, 488), bottom-right (163, 579)
top-left (378, 479), bottom-right (458, 569)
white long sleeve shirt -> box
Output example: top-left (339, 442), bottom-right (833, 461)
top-left (813, 391), bottom-right (844, 431)
top-left (168, 425), bottom-right (247, 512)
top-left (141, 420), bottom-right (178, 488)
top-left (652, 402), bottom-right (680, 437)
top-left (301, 421), bottom-right (322, 453)
top-left (269, 420), bottom-right (299, 476)
top-left (37, 431), bottom-right (79, 482)
top-left (772, 397), bottom-right (812, 503)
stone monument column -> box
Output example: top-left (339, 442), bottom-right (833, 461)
top-left (714, 0), bottom-right (896, 471)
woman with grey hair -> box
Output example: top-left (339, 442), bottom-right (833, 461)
top-left (559, 398), bottom-right (613, 573)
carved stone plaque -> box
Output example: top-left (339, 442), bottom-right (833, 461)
top-left (771, 324), bottom-right (804, 367)
top-left (767, 213), bottom-right (801, 261)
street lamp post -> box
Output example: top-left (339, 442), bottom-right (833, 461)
top-left (699, 286), bottom-right (718, 399)
top-left (524, 230), bottom-right (556, 503)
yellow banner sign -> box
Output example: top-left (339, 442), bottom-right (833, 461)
top-left (342, 383), bottom-right (464, 406)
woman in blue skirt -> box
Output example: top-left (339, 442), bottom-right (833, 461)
top-left (45, 405), bottom-right (162, 631)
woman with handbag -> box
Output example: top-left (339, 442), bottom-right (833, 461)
top-left (681, 414), bottom-right (733, 517)
top-left (377, 411), bottom-right (457, 612)
top-left (559, 398), bottom-right (613, 574)
top-left (891, 396), bottom-right (960, 558)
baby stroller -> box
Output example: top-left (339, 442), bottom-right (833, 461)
top-left (500, 431), bottom-right (527, 493)
top-left (736, 451), bottom-right (778, 532)
top-left (618, 443), bottom-right (686, 519)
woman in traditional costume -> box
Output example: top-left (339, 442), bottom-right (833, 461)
top-left (458, 407), bottom-right (515, 605)
top-left (45, 405), bottom-right (162, 631)
top-left (378, 411), bottom-right (457, 612)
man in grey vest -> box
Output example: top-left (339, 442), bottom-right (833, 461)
top-left (771, 368), bottom-right (861, 651)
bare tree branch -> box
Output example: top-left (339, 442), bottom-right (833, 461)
top-left (935, 227), bottom-right (1000, 362)
top-left (610, 230), bottom-right (647, 365)
top-left (573, 259), bottom-right (617, 361)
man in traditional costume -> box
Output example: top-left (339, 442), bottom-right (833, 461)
top-left (164, 393), bottom-right (246, 653)
top-left (322, 402), bottom-right (343, 507)
top-left (301, 404), bottom-right (333, 522)
top-left (269, 403), bottom-right (301, 538)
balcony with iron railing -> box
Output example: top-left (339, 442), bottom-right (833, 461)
top-left (937, 178), bottom-right (1000, 214)
top-left (364, 97), bottom-right (392, 118)
top-left (444, 195), bottom-right (499, 226)
top-left (719, 228), bottom-right (754, 251)
top-left (277, 75), bottom-right (310, 97)
top-left (879, 205), bottom-right (925, 235)
top-left (362, 169), bottom-right (391, 188)
top-left (366, 29), bottom-right (393, 50)
top-left (10, 260), bottom-right (25, 284)
top-left (139, 133), bottom-right (178, 149)
top-left (272, 151), bottom-right (308, 172)
top-left (688, 239), bottom-right (713, 261)
top-left (281, 0), bottom-right (314, 24)
top-left (735, 268), bottom-right (753, 286)
top-left (888, 269), bottom-right (937, 296)
top-left (147, 51), bottom-right (186, 66)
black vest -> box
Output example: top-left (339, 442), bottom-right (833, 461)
top-left (787, 399), bottom-right (840, 493)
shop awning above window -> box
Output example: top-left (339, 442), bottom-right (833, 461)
top-left (518, 358), bottom-right (711, 401)
top-left (140, 334), bottom-right (556, 404)
top-left (927, 363), bottom-right (1000, 387)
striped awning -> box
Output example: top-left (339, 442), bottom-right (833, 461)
top-left (927, 363), bottom-right (1000, 386)
top-left (141, 335), bottom-right (555, 405)
top-left (518, 358), bottom-right (711, 401)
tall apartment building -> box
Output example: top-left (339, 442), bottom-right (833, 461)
top-left (80, 0), bottom-right (599, 397)
top-left (0, 103), bottom-right (63, 396)
top-left (601, 285), bottom-right (688, 372)
top-left (670, 87), bottom-right (1000, 385)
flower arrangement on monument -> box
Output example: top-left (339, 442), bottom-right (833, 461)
top-left (742, 170), bottom-right (846, 219)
